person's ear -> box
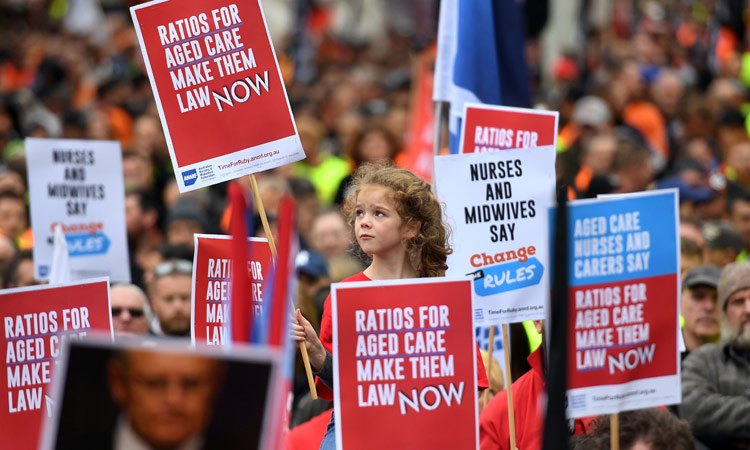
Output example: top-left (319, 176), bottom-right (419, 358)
top-left (402, 220), bottom-right (420, 240)
top-left (107, 358), bottom-right (127, 406)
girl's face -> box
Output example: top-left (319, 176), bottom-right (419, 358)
top-left (354, 186), bottom-right (411, 258)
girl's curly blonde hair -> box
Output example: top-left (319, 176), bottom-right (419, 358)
top-left (341, 163), bottom-right (452, 277)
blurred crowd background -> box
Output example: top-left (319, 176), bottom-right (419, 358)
top-left (2, 0), bottom-right (750, 439)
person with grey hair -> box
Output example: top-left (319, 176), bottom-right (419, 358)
top-left (679, 261), bottom-right (750, 449)
top-left (110, 283), bottom-right (152, 337)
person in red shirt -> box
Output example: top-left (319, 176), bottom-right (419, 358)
top-left (480, 321), bottom-right (591, 450)
top-left (292, 164), bottom-right (487, 449)
top-left (480, 320), bottom-right (546, 450)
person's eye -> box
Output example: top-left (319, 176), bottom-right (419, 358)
top-left (355, 209), bottom-right (364, 217)
top-left (182, 379), bottom-right (201, 391)
top-left (141, 378), bottom-right (166, 390)
top-left (375, 210), bottom-right (385, 217)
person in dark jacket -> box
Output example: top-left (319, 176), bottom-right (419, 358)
top-left (679, 262), bottom-right (750, 449)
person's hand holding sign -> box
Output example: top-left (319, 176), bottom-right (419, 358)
top-left (291, 309), bottom-right (327, 370)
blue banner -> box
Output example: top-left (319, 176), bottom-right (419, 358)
top-left (567, 191), bottom-right (678, 287)
top-left (433, 0), bottom-right (530, 153)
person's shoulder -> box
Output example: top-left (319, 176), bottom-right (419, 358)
top-left (683, 343), bottom-right (724, 368)
top-left (341, 272), bottom-right (369, 283)
top-left (285, 409), bottom-right (332, 450)
top-left (480, 387), bottom-right (509, 427)
top-left (689, 342), bottom-right (724, 358)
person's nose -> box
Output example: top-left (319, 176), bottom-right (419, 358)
top-left (359, 214), bottom-right (372, 229)
top-left (164, 382), bottom-right (184, 407)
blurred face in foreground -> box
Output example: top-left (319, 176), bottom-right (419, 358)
top-left (108, 352), bottom-right (220, 449)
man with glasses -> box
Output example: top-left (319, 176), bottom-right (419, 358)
top-left (111, 283), bottom-right (152, 336)
top-left (107, 349), bottom-right (223, 450)
top-left (149, 259), bottom-right (193, 337)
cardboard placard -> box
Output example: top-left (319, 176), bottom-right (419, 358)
top-left (459, 104), bottom-right (559, 154)
top-left (25, 138), bottom-right (130, 282)
top-left (434, 147), bottom-right (556, 324)
top-left (565, 189), bottom-right (681, 418)
top-left (42, 337), bottom-right (282, 450)
top-left (0, 279), bottom-right (113, 450)
top-left (332, 278), bottom-right (478, 450)
top-left (130, 0), bottom-right (305, 192)
top-left (191, 234), bottom-right (273, 346)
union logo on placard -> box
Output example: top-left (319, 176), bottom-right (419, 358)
top-left (470, 257), bottom-right (544, 296)
top-left (182, 168), bottom-right (198, 186)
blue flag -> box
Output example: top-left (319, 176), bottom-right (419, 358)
top-left (433, 0), bottom-right (531, 153)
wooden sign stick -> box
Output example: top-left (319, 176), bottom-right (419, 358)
top-left (249, 174), bottom-right (317, 399)
top-left (482, 325), bottom-right (496, 404)
top-left (502, 323), bottom-right (516, 450)
top-left (610, 413), bottom-right (619, 450)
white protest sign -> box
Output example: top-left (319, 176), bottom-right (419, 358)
top-left (434, 146), bottom-right (556, 324)
top-left (26, 138), bottom-right (130, 282)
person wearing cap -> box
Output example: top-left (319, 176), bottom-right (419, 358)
top-left (679, 262), bottom-right (750, 448)
top-left (295, 250), bottom-right (331, 333)
top-left (164, 199), bottom-right (208, 251)
top-left (657, 157), bottom-right (719, 220)
top-left (703, 221), bottom-right (744, 267)
top-left (681, 265), bottom-right (721, 355)
top-left (148, 258), bottom-right (194, 337)
top-left (557, 96), bottom-right (614, 186)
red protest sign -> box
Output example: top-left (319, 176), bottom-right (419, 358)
top-left (565, 190), bottom-right (681, 418)
top-left (191, 234), bottom-right (273, 346)
top-left (0, 278), bottom-right (112, 450)
top-left (332, 278), bottom-right (478, 450)
top-left (459, 103), bottom-right (559, 153)
top-left (130, 0), bottom-right (305, 192)
top-left (568, 277), bottom-right (678, 390)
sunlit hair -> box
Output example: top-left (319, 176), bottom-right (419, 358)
top-left (342, 163), bottom-right (451, 277)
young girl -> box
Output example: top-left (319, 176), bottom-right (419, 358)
top-left (292, 164), bottom-right (488, 448)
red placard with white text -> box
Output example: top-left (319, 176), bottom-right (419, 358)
top-left (130, 0), bottom-right (305, 192)
top-left (0, 278), bottom-right (113, 450)
top-left (565, 190), bottom-right (680, 418)
top-left (191, 234), bottom-right (273, 346)
top-left (332, 278), bottom-right (478, 450)
top-left (459, 103), bottom-right (559, 153)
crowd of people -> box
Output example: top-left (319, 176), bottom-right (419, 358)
top-left (1, 0), bottom-right (750, 449)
